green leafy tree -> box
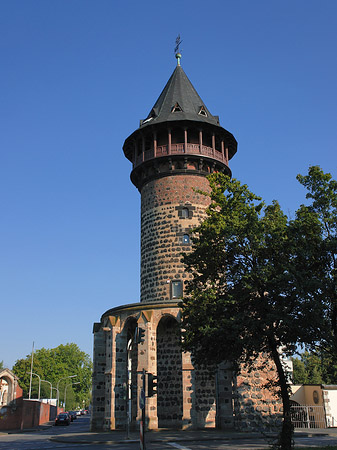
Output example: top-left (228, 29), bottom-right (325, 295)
top-left (297, 166), bottom-right (337, 355)
top-left (182, 173), bottom-right (326, 450)
top-left (291, 357), bottom-right (308, 384)
top-left (12, 343), bottom-right (92, 410)
top-left (292, 349), bottom-right (337, 385)
top-left (292, 351), bottom-right (323, 384)
top-left (0, 361), bottom-right (4, 370)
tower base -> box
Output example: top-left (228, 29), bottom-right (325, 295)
top-left (91, 301), bottom-right (282, 432)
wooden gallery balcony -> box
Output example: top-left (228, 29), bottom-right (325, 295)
top-left (134, 143), bottom-right (228, 168)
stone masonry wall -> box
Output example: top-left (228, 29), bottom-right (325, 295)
top-left (91, 325), bottom-right (106, 431)
top-left (140, 174), bottom-right (210, 303)
top-left (234, 356), bottom-right (282, 430)
top-left (92, 306), bottom-right (282, 432)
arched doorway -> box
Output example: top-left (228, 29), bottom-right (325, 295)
top-left (121, 318), bottom-right (139, 429)
top-left (0, 377), bottom-right (9, 405)
top-left (156, 315), bottom-right (183, 428)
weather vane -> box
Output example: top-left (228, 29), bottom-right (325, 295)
top-left (174, 35), bottom-right (182, 54)
top-left (174, 35), bottom-right (182, 65)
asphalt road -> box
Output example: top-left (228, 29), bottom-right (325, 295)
top-left (1, 416), bottom-right (337, 450)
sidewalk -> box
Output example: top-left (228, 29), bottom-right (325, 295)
top-left (50, 427), bottom-right (336, 446)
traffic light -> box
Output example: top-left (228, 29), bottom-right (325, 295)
top-left (134, 326), bottom-right (145, 344)
top-left (121, 383), bottom-right (127, 400)
top-left (147, 373), bottom-right (158, 397)
top-left (131, 385), bottom-right (137, 398)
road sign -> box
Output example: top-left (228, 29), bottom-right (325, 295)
top-left (139, 388), bottom-right (145, 410)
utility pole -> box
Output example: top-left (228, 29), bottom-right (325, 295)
top-left (126, 337), bottom-right (132, 440)
top-left (139, 368), bottom-right (146, 450)
top-left (28, 341), bottom-right (34, 400)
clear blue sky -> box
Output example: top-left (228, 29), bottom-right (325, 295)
top-left (1, 1), bottom-right (336, 369)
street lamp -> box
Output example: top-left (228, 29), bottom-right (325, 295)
top-left (27, 372), bottom-right (41, 400)
top-left (56, 375), bottom-right (77, 407)
top-left (126, 337), bottom-right (133, 439)
top-left (64, 382), bottom-right (80, 410)
top-left (51, 387), bottom-right (59, 405)
top-left (41, 379), bottom-right (52, 403)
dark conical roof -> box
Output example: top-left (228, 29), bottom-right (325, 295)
top-left (140, 65), bottom-right (221, 128)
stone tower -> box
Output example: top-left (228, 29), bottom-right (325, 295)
top-left (91, 54), bottom-right (280, 432)
top-left (122, 53), bottom-right (237, 304)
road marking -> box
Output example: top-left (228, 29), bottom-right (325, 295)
top-left (168, 443), bottom-right (192, 450)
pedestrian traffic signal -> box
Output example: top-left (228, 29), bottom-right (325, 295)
top-left (147, 373), bottom-right (158, 397)
top-left (135, 326), bottom-right (146, 344)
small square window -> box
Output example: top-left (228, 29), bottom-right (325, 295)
top-left (171, 280), bottom-right (183, 299)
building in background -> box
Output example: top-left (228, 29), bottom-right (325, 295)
top-left (291, 384), bottom-right (337, 428)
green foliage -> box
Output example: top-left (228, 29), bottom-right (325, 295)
top-left (297, 166), bottom-right (337, 356)
top-left (182, 173), bottom-right (325, 368)
top-left (0, 361), bottom-right (4, 370)
top-left (182, 173), bottom-right (327, 450)
top-left (292, 352), bottom-right (323, 384)
top-left (12, 343), bottom-right (92, 410)
top-left (292, 349), bottom-right (337, 385)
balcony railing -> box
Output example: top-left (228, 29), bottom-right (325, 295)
top-left (134, 143), bottom-right (227, 167)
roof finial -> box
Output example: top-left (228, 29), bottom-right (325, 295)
top-left (174, 34), bottom-right (182, 66)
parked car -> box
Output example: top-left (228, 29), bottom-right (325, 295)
top-left (55, 413), bottom-right (70, 426)
top-left (76, 410), bottom-right (81, 416)
top-left (68, 411), bottom-right (77, 421)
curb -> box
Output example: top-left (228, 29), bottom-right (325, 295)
top-left (2, 424), bottom-right (54, 435)
top-left (49, 431), bottom-right (333, 445)
top-left (51, 438), bottom-right (140, 445)
top-left (49, 433), bottom-right (276, 445)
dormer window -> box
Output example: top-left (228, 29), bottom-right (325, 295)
top-left (198, 106), bottom-right (207, 117)
top-left (172, 102), bottom-right (183, 113)
top-left (142, 117), bottom-right (153, 125)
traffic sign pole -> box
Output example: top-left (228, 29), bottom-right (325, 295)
top-left (140, 368), bottom-right (146, 450)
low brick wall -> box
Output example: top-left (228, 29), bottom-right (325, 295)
top-left (0, 398), bottom-right (56, 431)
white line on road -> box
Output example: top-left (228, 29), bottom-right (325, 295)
top-left (168, 443), bottom-right (192, 450)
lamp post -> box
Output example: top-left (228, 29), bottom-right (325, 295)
top-left (27, 372), bottom-right (41, 400)
top-left (51, 387), bottom-right (59, 407)
top-left (64, 382), bottom-right (80, 410)
top-left (41, 379), bottom-right (52, 403)
top-left (126, 337), bottom-right (133, 439)
top-left (56, 375), bottom-right (77, 407)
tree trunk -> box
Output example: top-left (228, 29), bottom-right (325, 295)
top-left (268, 337), bottom-right (293, 450)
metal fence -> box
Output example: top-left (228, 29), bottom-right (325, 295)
top-left (291, 405), bottom-right (326, 429)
